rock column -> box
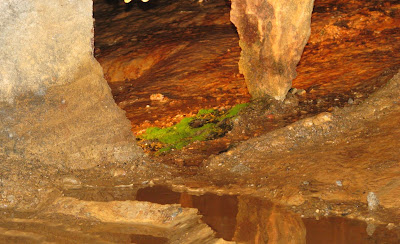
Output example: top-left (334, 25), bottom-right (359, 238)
top-left (0, 0), bottom-right (143, 169)
top-left (230, 0), bottom-right (314, 100)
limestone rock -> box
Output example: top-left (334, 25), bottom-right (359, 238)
top-left (0, 0), bottom-right (144, 169)
top-left (42, 197), bottom-right (231, 243)
top-left (230, 0), bottom-right (315, 100)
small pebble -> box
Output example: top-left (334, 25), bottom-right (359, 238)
top-left (336, 180), bottom-right (343, 187)
top-left (366, 223), bottom-right (376, 236)
top-left (297, 89), bottom-right (306, 96)
top-left (348, 98), bottom-right (354, 104)
top-left (230, 163), bottom-right (251, 174)
top-left (150, 93), bottom-right (165, 101)
top-left (6, 195), bottom-right (15, 204)
top-left (386, 223), bottom-right (395, 230)
top-left (171, 207), bottom-right (183, 219)
top-left (289, 88), bottom-right (298, 94)
top-left (111, 168), bottom-right (127, 177)
top-left (302, 118), bottom-right (314, 127)
top-left (367, 192), bottom-right (379, 211)
top-left (175, 158), bottom-right (185, 167)
top-left (266, 114), bottom-right (275, 120)
top-left (312, 112), bottom-right (332, 125)
top-left (61, 176), bottom-right (82, 189)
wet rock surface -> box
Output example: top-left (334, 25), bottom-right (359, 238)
top-left (294, 0), bottom-right (400, 98)
top-left (1, 185), bottom-right (398, 243)
top-left (92, 0), bottom-right (400, 238)
top-left (3, 73), bottom-right (398, 241)
top-left (0, 0), bottom-right (399, 242)
top-left (94, 0), bottom-right (251, 133)
top-left (0, 195), bottom-right (229, 243)
top-left (94, 0), bottom-right (400, 133)
top-left (198, 71), bottom-right (400, 224)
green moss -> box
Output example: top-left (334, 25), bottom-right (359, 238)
top-left (139, 103), bottom-right (249, 153)
top-left (197, 108), bottom-right (216, 115)
top-left (222, 103), bottom-right (249, 119)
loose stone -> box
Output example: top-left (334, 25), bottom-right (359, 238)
top-left (61, 176), bottom-right (82, 189)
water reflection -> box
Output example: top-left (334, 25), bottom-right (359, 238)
top-left (63, 185), bottom-right (306, 242)
top-left (0, 185), bottom-right (397, 243)
top-left (137, 186), bottom-right (238, 240)
top-left (62, 185), bottom-right (400, 243)
top-left (135, 186), bottom-right (400, 243)
top-left (304, 217), bottom-right (400, 244)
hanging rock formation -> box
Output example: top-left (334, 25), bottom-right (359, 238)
top-left (230, 0), bottom-right (315, 100)
top-left (0, 0), bottom-right (143, 169)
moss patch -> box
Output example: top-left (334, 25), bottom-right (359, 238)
top-left (138, 103), bottom-right (248, 153)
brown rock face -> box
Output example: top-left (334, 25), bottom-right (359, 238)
top-left (230, 0), bottom-right (315, 100)
top-left (0, 0), bottom-right (143, 169)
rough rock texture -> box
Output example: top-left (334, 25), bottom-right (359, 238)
top-left (0, 0), bottom-right (92, 103)
top-left (0, 0), bottom-right (143, 169)
top-left (39, 197), bottom-right (232, 244)
top-left (230, 0), bottom-right (315, 100)
top-left (200, 70), bottom-right (400, 221)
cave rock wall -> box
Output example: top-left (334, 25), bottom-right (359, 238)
top-left (0, 0), bottom-right (143, 169)
top-left (231, 0), bottom-right (315, 100)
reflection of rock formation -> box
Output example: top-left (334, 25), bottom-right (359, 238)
top-left (230, 0), bottom-right (314, 100)
top-left (180, 192), bottom-right (239, 241)
top-left (234, 196), bottom-right (306, 244)
top-left (0, 196), bottom-right (230, 243)
top-left (137, 186), bottom-right (306, 242)
top-left (178, 191), bottom-right (307, 243)
top-left (0, 0), bottom-right (143, 169)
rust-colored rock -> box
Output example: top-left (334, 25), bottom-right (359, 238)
top-left (230, 0), bottom-right (315, 100)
